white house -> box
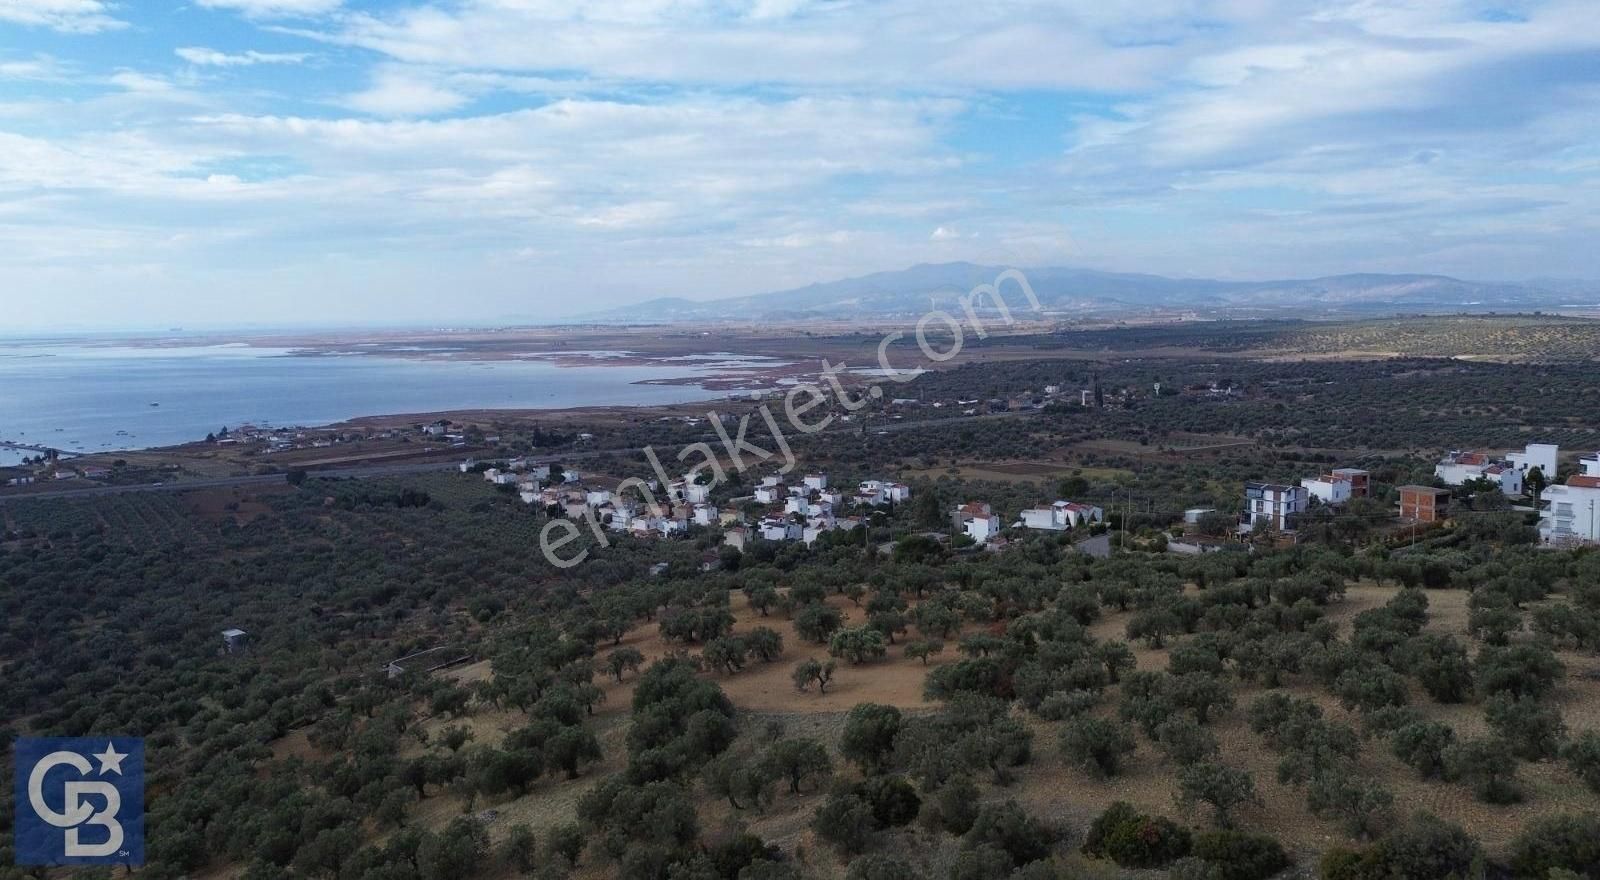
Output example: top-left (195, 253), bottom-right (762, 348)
top-left (586, 489), bottom-right (614, 507)
top-left (724, 525), bottom-right (749, 551)
top-left (605, 502), bottom-right (637, 532)
top-left (759, 515), bottom-right (803, 542)
top-left (802, 514), bottom-right (861, 546)
top-left (1301, 473), bottom-right (1353, 505)
top-left (528, 464), bottom-right (553, 481)
top-left (803, 473), bottom-right (828, 491)
top-left (955, 502), bottom-right (1000, 543)
top-left (685, 483), bottom-right (712, 504)
top-left (1582, 453), bottom-right (1600, 478)
top-left (519, 489), bottom-right (540, 505)
top-left (1244, 482), bottom-right (1308, 531)
top-left (1019, 500), bottom-right (1103, 531)
top-left (802, 516), bottom-right (834, 546)
top-left (1539, 475), bottom-right (1600, 545)
top-left (857, 480), bottom-right (911, 506)
top-left (755, 484), bottom-right (785, 504)
top-left (1507, 443), bottom-right (1559, 481)
top-left (1436, 451), bottom-right (1525, 496)
top-left (692, 503), bottom-right (718, 526)
top-left (458, 459), bottom-right (477, 473)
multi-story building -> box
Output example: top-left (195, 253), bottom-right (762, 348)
top-left (1507, 443), bottom-right (1560, 481)
top-left (1331, 467), bottom-right (1371, 497)
top-left (1540, 475), bottom-right (1600, 545)
top-left (1398, 486), bottom-right (1451, 523)
top-left (1244, 482), bottom-right (1308, 531)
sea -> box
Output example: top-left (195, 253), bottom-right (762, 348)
top-left (0, 341), bottom-right (758, 465)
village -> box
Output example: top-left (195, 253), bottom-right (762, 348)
top-left (457, 438), bottom-right (1600, 566)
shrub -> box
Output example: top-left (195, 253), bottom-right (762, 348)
top-left (1318, 813), bottom-right (1482, 880)
top-left (846, 854), bottom-right (921, 880)
top-left (949, 844), bottom-right (1017, 880)
top-left (1169, 857), bottom-right (1223, 880)
top-left (811, 790), bottom-right (875, 855)
top-left (1307, 771), bottom-right (1395, 840)
top-left (1484, 694), bottom-right (1566, 761)
top-left (1178, 762), bottom-right (1261, 828)
top-left (1391, 722), bottom-right (1456, 780)
top-left (1404, 633), bottom-right (1473, 703)
top-left (1155, 715), bottom-right (1221, 766)
top-left (1037, 690), bottom-right (1099, 721)
top-left (853, 775), bottom-right (921, 828)
top-left (1190, 831), bottom-right (1292, 880)
top-left (1444, 737), bottom-right (1523, 804)
top-left (962, 800), bottom-right (1055, 868)
top-left (1508, 813), bottom-right (1600, 880)
top-left (839, 703), bottom-right (902, 773)
top-left (1476, 642), bottom-right (1563, 699)
top-left (1083, 802), bottom-right (1192, 868)
top-left (932, 775), bottom-right (981, 835)
top-left (1060, 716), bottom-right (1136, 779)
top-left (1560, 731), bottom-right (1600, 794)
top-left (1334, 666), bottom-right (1409, 713)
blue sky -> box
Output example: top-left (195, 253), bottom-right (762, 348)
top-left (1, 0), bottom-right (1597, 330)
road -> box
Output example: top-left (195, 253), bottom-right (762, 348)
top-left (0, 408), bottom-right (1042, 504)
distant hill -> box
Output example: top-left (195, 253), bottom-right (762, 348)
top-left (581, 262), bottom-right (1593, 322)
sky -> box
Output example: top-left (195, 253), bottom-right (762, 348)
top-left (1, 0), bottom-right (1597, 331)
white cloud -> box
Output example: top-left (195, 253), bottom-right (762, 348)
top-left (5, 0), bottom-right (1600, 329)
top-left (109, 71), bottom-right (176, 94)
top-left (0, 0), bottom-right (124, 33)
top-left (322, 0), bottom-right (1192, 91)
top-left (175, 47), bottom-right (310, 66)
top-left (0, 55), bottom-right (68, 80)
top-left (195, 0), bottom-right (341, 16)
top-left (342, 66), bottom-right (467, 116)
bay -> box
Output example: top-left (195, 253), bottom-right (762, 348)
top-left (0, 341), bottom-right (740, 461)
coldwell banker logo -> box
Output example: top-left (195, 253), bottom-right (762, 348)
top-left (13, 737), bottom-right (144, 866)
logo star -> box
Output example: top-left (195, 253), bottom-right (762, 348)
top-left (93, 743), bottom-right (127, 776)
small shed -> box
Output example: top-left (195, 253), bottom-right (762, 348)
top-left (221, 628), bottom-right (249, 654)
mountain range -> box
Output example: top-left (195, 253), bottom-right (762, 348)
top-left (579, 263), bottom-right (1600, 323)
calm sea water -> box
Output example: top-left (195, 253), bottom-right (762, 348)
top-left (0, 342), bottom-right (744, 463)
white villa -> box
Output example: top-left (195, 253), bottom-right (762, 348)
top-left (1019, 500), bottom-right (1104, 531)
top-left (759, 515), bottom-right (803, 542)
top-left (857, 480), bottom-right (911, 507)
top-left (1301, 473), bottom-right (1353, 505)
top-left (955, 502), bottom-right (1000, 543)
top-left (1507, 443), bottom-right (1560, 481)
top-left (1435, 451), bottom-right (1524, 496)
